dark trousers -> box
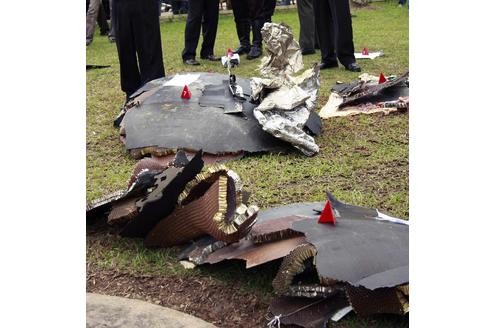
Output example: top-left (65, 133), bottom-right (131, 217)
top-left (97, 3), bottom-right (110, 35)
top-left (314, 0), bottom-right (356, 66)
top-left (231, 0), bottom-right (264, 48)
top-left (297, 0), bottom-right (317, 52)
top-left (182, 0), bottom-right (219, 60)
top-left (114, 0), bottom-right (165, 98)
top-left (262, 0), bottom-right (276, 23)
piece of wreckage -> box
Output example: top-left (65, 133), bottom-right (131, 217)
top-left (179, 194), bottom-right (408, 327)
top-left (249, 23), bottom-right (322, 156)
top-left (86, 154), bottom-right (408, 326)
top-left (319, 71), bottom-right (409, 119)
top-left (87, 150), bottom-right (259, 246)
top-left (114, 27), bottom-right (322, 160)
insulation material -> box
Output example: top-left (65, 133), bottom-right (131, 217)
top-left (255, 86), bottom-right (310, 112)
top-left (120, 73), bottom-right (291, 159)
top-left (144, 168), bottom-right (259, 247)
top-left (319, 71), bottom-right (409, 119)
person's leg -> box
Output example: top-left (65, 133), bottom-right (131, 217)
top-left (181, 0), bottom-right (203, 61)
top-left (297, 0), bottom-right (315, 54)
top-left (314, 0), bottom-right (337, 66)
top-left (114, 0), bottom-right (141, 98)
top-left (134, 0), bottom-right (166, 84)
top-left (200, 0), bottom-right (220, 58)
top-left (246, 0), bottom-right (264, 59)
top-left (261, 0), bottom-right (276, 23)
top-left (86, 0), bottom-right (102, 45)
top-left (97, 3), bottom-right (110, 35)
top-left (108, 0), bottom-right (115, 41)
top-left (332, 0), bottom-right (357, 67)
top-left (231, 0), bottom-right (251, 54)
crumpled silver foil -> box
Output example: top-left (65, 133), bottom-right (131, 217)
top-left (259, 23), bottom-right (304, 77)
top-left (251, 23), bottom-right (321, 156)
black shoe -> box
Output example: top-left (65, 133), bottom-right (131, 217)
top-left (318, 61), bottom-right (339, 69)
top-left (233, 45), bottom-right (251, 55)
top-left (301, 49), bottom-right (316, 56)
top-left (246, 46), bottom-right (262, 60)
top-left (183, 58), bottom-right (200, 66)
top-left (345, 62), bottom-right (361, 72)
top-left (108, 36), bottom-right (116, 43)
top-left (200, 54), bottom-right (221, 61)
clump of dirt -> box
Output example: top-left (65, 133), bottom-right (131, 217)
top-left (87, 265), bottom-right (271, 328)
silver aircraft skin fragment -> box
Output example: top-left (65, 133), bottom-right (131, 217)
top-left (251, 23), bottom-right (321, 156)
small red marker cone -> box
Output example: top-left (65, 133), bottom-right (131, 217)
top-left (181, 85), bottom-right (191, 99)
top-left (227, 48), bottom-right (233, 57)
top-left (362, 48), bottom-right (369, 55)
top-left (378, 73), bottom-right (387, 84)
top-left (318, 200), bottom-right (336, 225)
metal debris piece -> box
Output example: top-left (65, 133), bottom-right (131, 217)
top-left (268, 295), bottom-right (351, 328)
top-left (204, 236), bottom-right (307, 268)
top-left (272, 244), bottom-right (317, 294)
top-left (178, 236), bottom-right (227, 265)
top-left (120, 73), bottom-right (291, 158)
top-left (285, 284), bottom-right (338, 299)
top-left (259, 23), bottom-right (303, 77)
top-left (319, 71), bottom-right (409, 119)
top-left (107, 196), bottom-right (139, 226)
top-left (143, 165), bottom-right (258, 247)
top-left (248, 215), bottom-right (305, 244)
top-left (86, 190), bottom-right (127, 223)
top-left (289, 193), bottom-right (409, 290)
top-left (120, 151), bottom-right (205, 238)
top-left (251, 24), bottom-right (321, 156)
top-left (345, 284), bottom-right (409, 316)
top-left (255, 86), bottom-right (310, 112)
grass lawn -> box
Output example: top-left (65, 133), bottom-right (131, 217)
top-left (87, 2), bottom-right (409, 327)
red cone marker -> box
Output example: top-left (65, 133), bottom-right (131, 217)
top-left (378, 73), bottom-right (387, 84)
top-left (362, 48), bottom-right (369, 55)
top-left (181, 85), bottom-right (192, 99)
top-left (318, 200), bottom-right (336, 225)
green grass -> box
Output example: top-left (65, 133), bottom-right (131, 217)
top-left (87, 2), bottom-right (408, 326)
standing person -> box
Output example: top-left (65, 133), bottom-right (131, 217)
top-left (231, 0), bottom-right (266, 60)
top-left (182, 0), bottom-right (221, 65)
top-left (297, 0), bottom-right (317, 55)
top-left (113, 0), bottom-right (165, 100)
top-left (86, 0), bottom-right (103, 46)
top-left (314, 0), bottom-right (361, 72)
top-left (262, 0), bottom-right (276, 23)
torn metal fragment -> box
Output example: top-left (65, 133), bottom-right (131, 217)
top-left (253, 107), bottom-right (319, 156)
top-left (86, 190), bottom-right (127, 223)
top-left (345, 284), bottom-right (409, 316)
top-left (255, 86), bottom-right (310, 112)
top-left (268, 295), bottom-right (350, 328)
top-left (272, 244), bottom-right (317, 294)
top-left (285, 284), bottom-right (339, 299)
top-left (120, 151), bottom-right (204, 238)
top-left (178, 236), bottom-right (227, 265)
top-left (204, 236), bottom-right (307, 268)
top-left (107, 196), bottom-right (139, 226)
top-left (144, 168), bottom-right (258, 247)
top-left (248, 215), bottom-right (305, 244)
top-left (319, 71), bottom-right (409, 119)
top-left (259, 23), bottom-right (303, 77)
top-left (120, 73), bottom-right (291, 158)
top-left (290, 194), bottom-right (409, 290)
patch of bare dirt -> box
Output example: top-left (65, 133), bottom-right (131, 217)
top-left (87, 265), bottom-right (270, 328)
